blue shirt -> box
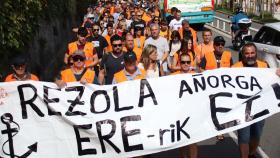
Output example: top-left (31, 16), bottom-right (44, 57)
top-left (231, 12), bottom-right (248, 24)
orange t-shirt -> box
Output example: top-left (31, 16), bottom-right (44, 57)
top-left (104, 35), bottom-right (113, 53)
top-left (195, 41), bottom-right (214, 58)
top-left (134, 36), bottom-right (145, 49)
top-left (159, 30), bottom-right (169, 40)
top-left (5, 74), bottom-right (39, 82)
top-left (142, 13), bottom-right (152, 23)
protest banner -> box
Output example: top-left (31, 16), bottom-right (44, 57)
top-left (0, 68), bottom-right (280, 158)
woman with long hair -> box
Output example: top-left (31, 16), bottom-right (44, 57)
top-left (168, 30), bottom-right (181, 71)
top-left (138, 44), bottom-right (164, 78)
top-left (171, 37), bottom-right (196, 72)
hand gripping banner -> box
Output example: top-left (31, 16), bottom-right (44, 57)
top-left (0, 68), bottom-right (280, 158)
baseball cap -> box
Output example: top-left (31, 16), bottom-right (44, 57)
top-left (124, 51), bottom-right (137, 63)
top-left (12, 54), bottom-right (28, 65)
top-left (214, 36), bottom-right (226, 43)
top-left (72, 50), bottom-right (86, 58)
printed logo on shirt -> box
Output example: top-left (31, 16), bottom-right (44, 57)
top-left (135, 24), bottom-right (145, 28)
top-left (92, 41), bottom-right (100, 47)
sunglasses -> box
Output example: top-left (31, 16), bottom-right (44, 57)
top-left (14, 64), bottom-right (26, 70)
top-left (72, 56), bottom-right (85, 62)
top-left (113, 44), bottom-right (122, 47)
top-left (180, 61), bottom-right (191, 65)
top-left (214, 42), bottom-right (225, 46)
top-left (93, 29), bottom-right (99, 31)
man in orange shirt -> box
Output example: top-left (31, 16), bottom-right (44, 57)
top-left (104, 23), bottom-right (114, 53)
top-left (159, 20), bottom-right (169, 40)
top-left (134, 27), bottom-right (145, 50)
top-left (231, 43), bottom-right (268, 158)
top-left (65, 27), bottom-right (98, 69)
top-left (124, 34), bottom-right (142, 63)
top-left (56, 50), bottom-right (98, 88)
top-left (178, 20), bottom-right (198, 47)
top-left (195, 28), bottom-right (214, 63)
top-left (5, 54), bottom-right (39, 82)
top-left (199, 36), bottom-right (233, 70)
top-left (112, 51), bottom-right (146, 84)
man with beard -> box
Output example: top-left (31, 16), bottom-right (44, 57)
top-left (130, 10), bottom-right (146, 36)
top-left (87, 23), bottom-right (108, 61)
top-left (232, 43), bottom-right (268, 158)
top-left (65, 27), bottom-right (98, 68)
top-left (112, 51), bottom-right (146, 84)
top-left (199, 36), bottom-right (233, 71)
top-left (178, 20), bottom-right (198, 47)
top-left (232, 43), bottom-right (268, 68)
top-left (104, 23), bottom-right (115, 53)
top-left (98, 35), bottom-right (125, 85)
top-left (124, 34), bottom-right (142, 63)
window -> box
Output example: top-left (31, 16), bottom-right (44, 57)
top-left (253, 26), bottom-right (275, 45)
top-left (272, 30), bottom-right (280, 47)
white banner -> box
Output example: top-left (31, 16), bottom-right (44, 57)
top-left (0, 68), bottom-right (280, 158)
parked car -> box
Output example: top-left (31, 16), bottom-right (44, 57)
top-left (253, 22), bottom-right (280, 68)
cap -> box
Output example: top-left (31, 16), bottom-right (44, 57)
top-left (72, 50), bottom-right (86, 58)
top-left (214, 36), bottom-right (226, 43)
top-left (12, 54), bottom-right (28, 65)
top-left (124, 51), bottom-right (137, 63)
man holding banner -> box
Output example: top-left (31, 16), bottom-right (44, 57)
top-left (171, 53), bottom-right (197, 158)
top-left (232, 43), bottom-right (269, 158)
top-left (199, 36), bottom-right (233, 141)
top-left (199, 36), bottom-right (233, 71)
top-left (55, 50), bottom-right (99, 88)
top-left (112, 51), bottom-right (146, 84)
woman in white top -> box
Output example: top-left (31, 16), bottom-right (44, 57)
top-left (138, 44), bottom-right (165, 78)
top-left (168, 30), bottom-right (181, 71)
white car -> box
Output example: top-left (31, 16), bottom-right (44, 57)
top-left (253, 22), bottom-right (280, 68)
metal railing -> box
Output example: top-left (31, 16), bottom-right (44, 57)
top-left (207, 16), bottom-right (259, 36)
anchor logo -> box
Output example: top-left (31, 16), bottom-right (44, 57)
top-left (1, 113), bottom-right (38, 158)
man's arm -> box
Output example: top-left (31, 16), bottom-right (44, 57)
top-left (98, 54), bottom-right (107, 85)
top-left (199, 56), bottom-right (207, 71)
top-left (98, 69), bottom-right (105, 85)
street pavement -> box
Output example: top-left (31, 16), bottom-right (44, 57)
top-left (144, 20), bottom-right (280, 158)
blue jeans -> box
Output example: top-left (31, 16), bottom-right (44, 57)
top-left (237, 120), bottom-right (265, 144)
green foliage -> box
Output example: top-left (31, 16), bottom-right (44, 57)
top-left (0, 0), bottom-right (76, 54)
top-left (0, 0), bottom-right (44, 53)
